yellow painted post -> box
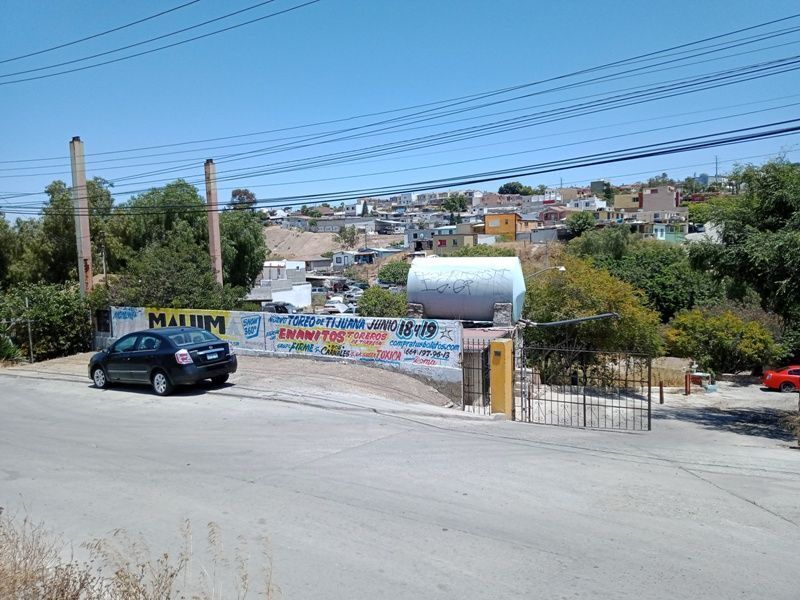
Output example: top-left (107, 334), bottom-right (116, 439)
top-left (490, 339), bottom-right (514, 419)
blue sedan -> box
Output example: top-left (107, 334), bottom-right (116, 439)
top-left (88, 327), bottom-right (238, 396)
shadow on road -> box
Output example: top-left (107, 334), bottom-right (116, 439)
top-left (654, 406), bottom-right (796, 441)
top-left (89, 381), bottom-right (234, 398)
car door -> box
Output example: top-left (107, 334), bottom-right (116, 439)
top-left (105, 334), bottom-right (139, 382)
top-left (127, 334), bottom-right (163, 383)
top-left (788, 368), bottom-right (800, 387)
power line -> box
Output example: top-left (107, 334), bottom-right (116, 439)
top-left (0, 0), bottom-right (277, 78)
top-left (0, 1), bottom-right (202, 65)
top-left (3, 11), bottom-right (799, 160)
top-left (104, 55), bottom-right (800, 191)
top-left (2, 100), bottom-right (797, 197)
top-left (7, 120), bottom-right (799, 216)
top-left (0, 0), bottom-right (322, 86)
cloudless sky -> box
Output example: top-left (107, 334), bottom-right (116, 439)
top-left (1, 0), bottom-right (800, 219)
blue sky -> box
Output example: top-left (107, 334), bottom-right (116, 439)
top-left (1, 0), bottom-right (800, 219)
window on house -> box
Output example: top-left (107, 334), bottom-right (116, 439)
top-left (335, 257), bottom-right (342, 264)
top-left (504, 219), bottom-right (509, 225)
top-left (452, 240), bottom-right (458, 246)
top-left (413, 233), bottom-right (418, 239)
top-left (437, 239), bottom-right (446, 247)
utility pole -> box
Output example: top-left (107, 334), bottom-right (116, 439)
top-left (714, 155), bottom-right (719, 180)
top-left (69, 136), bottom-right (93, 297)
top-left (204, 159), bottom-right (223, 285)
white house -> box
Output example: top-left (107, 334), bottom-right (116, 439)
top-left (247, 259), bottom-right (312, 308)
top-left (345, 200), bottom-right (374, 217)
top-left (568, 196), bottom-right (607, 211)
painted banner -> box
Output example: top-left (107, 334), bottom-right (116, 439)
top-left (264, 313), bottom-right (462, 371)
top-left (110, 306), bottom-right (264, 350)
top-left (110, 307), bottom-right (463, 375)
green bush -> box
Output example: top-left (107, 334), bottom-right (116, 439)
top-left (358, 286), bottom-right (407, 317)
top-left (0, 329), bottom-right (21, 362)
top-left (377, 261), bottom-right (411, 285)
top-left (665, 309), bottom-right (785, 374)
top-left (0, 284), bottom-right (92, 361)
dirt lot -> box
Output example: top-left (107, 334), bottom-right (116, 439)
top-left (264, 226), bottom-right (404, 260)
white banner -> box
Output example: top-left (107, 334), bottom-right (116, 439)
top-left (263, 313), bottom-right (462, 371)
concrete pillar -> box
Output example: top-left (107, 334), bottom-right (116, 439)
top-left (490, 339), bottom-right (514, 419)
top-left (204, 159), bottom-right (223, 285)
top-left (69, 136), bottom-right (93, 296)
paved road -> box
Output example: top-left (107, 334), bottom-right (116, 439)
top-left (1, 366), bottom-right (799, 599)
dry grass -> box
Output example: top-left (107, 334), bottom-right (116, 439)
top-left (781, 413), bottom-right (800, 447)
top-left (650, 366), bottom-right (687, 388)
top-left (0, 508), bottom-right (279, 600)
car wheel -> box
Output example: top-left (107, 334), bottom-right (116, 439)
top-left (779, 381), bottom-right (796, 393)
top-left (92, 366), bottom-right (109, 389)
top-left (151, 370), bottom-right (174, 396)
top-left (210, 373), bottom-right (229, 385)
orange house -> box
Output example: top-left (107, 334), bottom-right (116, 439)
top-left (484, 212), bottom-right (521, 237)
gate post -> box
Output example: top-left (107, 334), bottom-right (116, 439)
top-left (490, 339), bottom-right (514, 419)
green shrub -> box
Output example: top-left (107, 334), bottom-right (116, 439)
top-left (358, 286), bottom-right (407, 317)
top-left (0, 329), bottom-right (21, 362)
top-left (0, 284), bottom-right (92, 360)
top-left (665, 309), bottom-right (785, 374)
top-left (377, 261), bottom-right (411, 285)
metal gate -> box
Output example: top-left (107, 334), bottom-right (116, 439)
top-left (462, 339), bottom-right (491, 414)
top-left (516, 345), bottom-right (651, 430)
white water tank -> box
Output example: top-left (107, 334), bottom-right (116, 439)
top-left (407, 256), bottom-right (526, 322)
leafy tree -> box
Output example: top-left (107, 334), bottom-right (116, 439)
top-left (565, 211), bottom-right (596, 237)
top-left (300, 205), bottom-right (322, 218)
top-left (443, 194), bottom-right (468, 224)
top-left (220, 208), bottom-right (268, 288)
top-left (689, 160), bottom-right (800, 329)
top-left (357, 286), bottom-right (407, 317)
top-left (230, 188), bottom-right (257, 210)
top-left (452, 244), bottom-right (515, 257)
top-left (523, 254), bottom-right (663, 355)
top-left (647, 172), bottom-right (675, 186)
top-left (442, 194), bottom-right (468, 213)
top-left (682, 176), bottom-right (702, 194)
top-left (335, 225), bottom-right (359, 249)
top-left (7, 178), bottom-right (115, 285)
top-left (377, 261), bottom-right (411, 285)
top-left (685, 196), bottom-right (732, 225)
top-left (498, 181), bottom-right (534, 195)
top-left (0, 283), bottom-right (92, 360)
top-left (0, 215), bottom-right (14, 287)
top-left (107, 179), bottom-right (207, 271)
top-left (571, 228), bottom-right (722, 323)
top-left (569, 224), bottom-right (634, 261)
top-left (665, 309), bottom-right (785, 374)
top-left (534, 184), bottom-right (548, 195)
top-left (603, 242), bottom-right (722, 322)
top-left (602, 183), bottom-right (614, 203)
top-left (360, 201), bottom-right (370, 217)
top-left (109, 222), bottom-right (242, 310)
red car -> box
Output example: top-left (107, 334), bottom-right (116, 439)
top-left (762, 366), bottom-right (800, 392)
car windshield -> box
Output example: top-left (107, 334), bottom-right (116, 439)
top-left (166, 330), bottom-right (219, 346)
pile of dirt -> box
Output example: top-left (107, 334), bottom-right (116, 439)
top-left (264, 226), bottom-right (404, 261)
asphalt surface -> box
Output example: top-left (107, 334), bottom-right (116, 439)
top-left (1, 363), bottom-right (799, 599)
